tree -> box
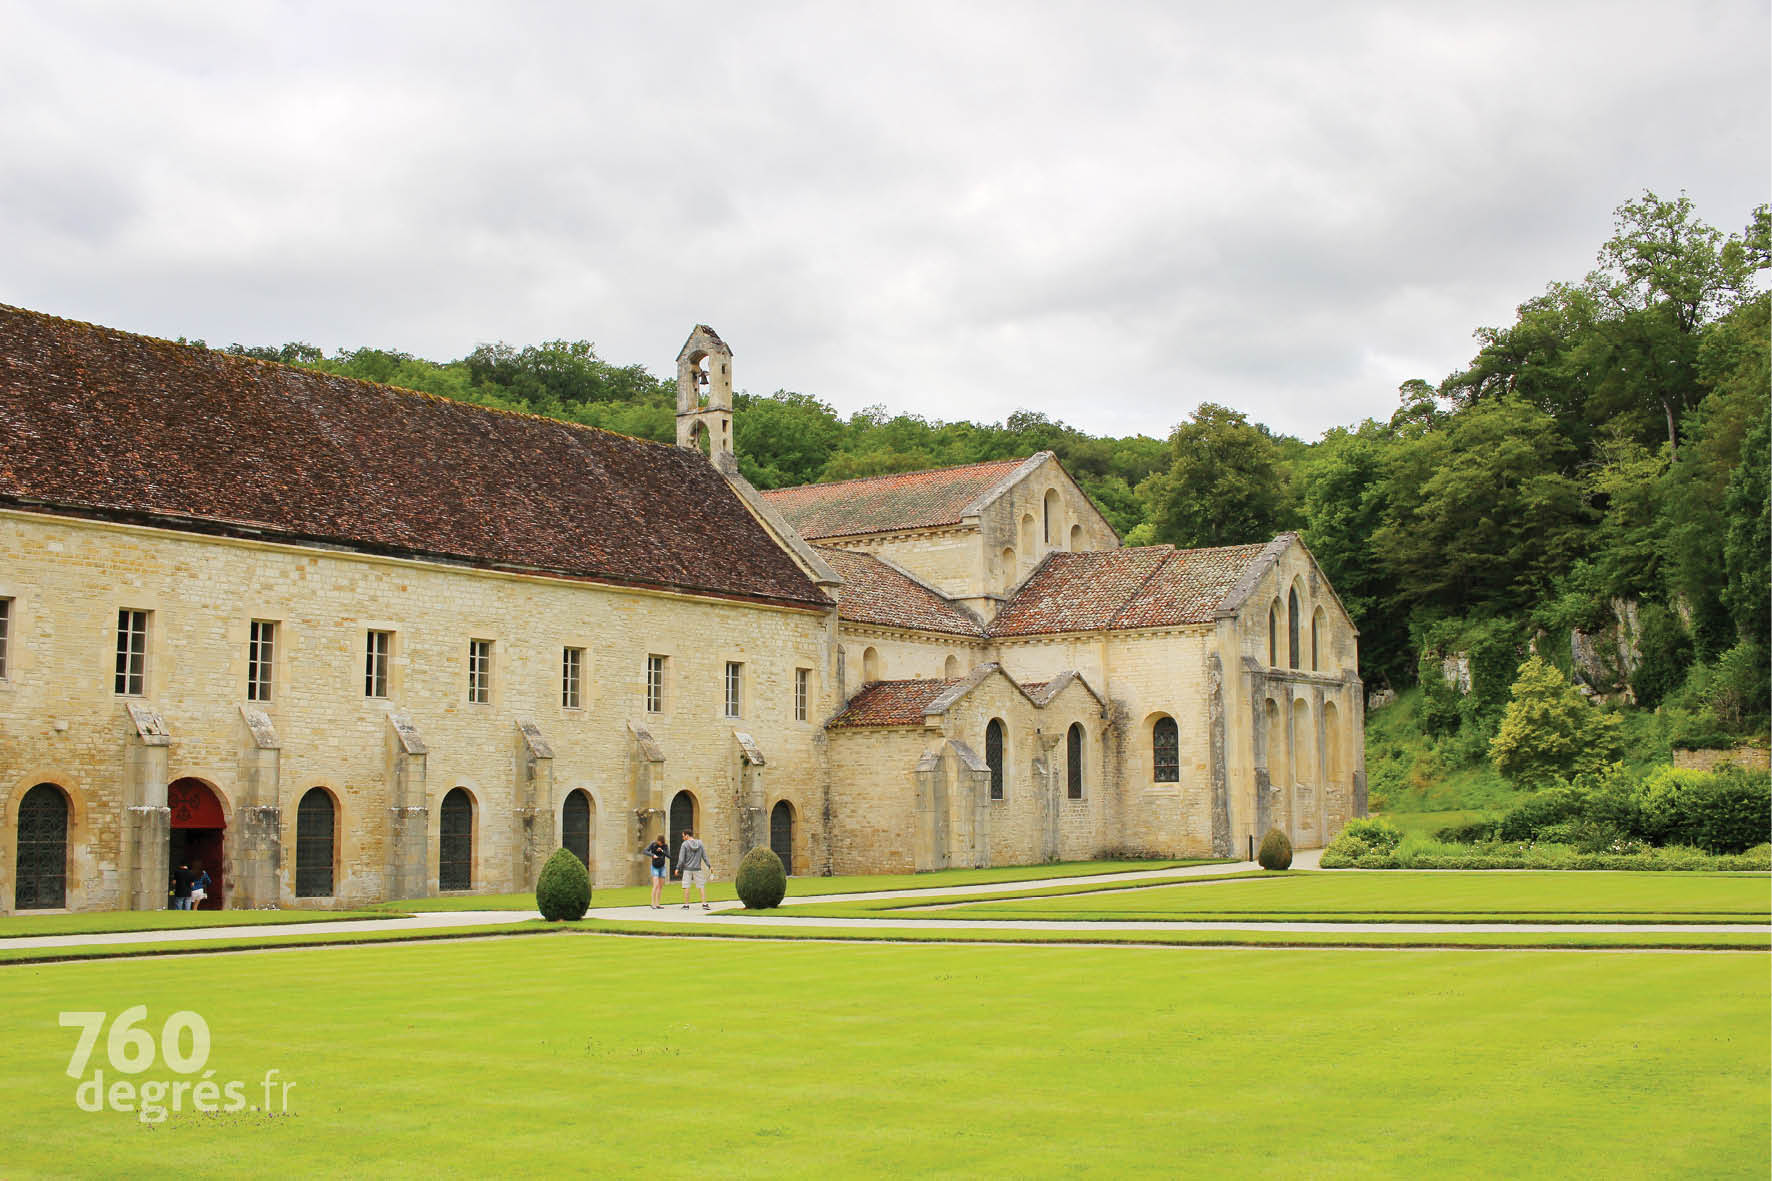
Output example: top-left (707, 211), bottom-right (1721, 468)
top-left (1720, 404), bottom-right (1770, 650)
top-left (1302, 421), bottom-right (1405, 683)
top-left (1489, 655), bottom-right (1624, 788)
top-left (733, 391), bottom-right (844, 489)
top-left (1137, 403), bottom-right (1294, 548)
top-left (1369, 397), bottom-right (1590, 618)
top-left (1587, 192), bottom-right (1767, 452)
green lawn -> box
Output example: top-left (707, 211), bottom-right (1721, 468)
top-left (0, 908), bottom-right (390, 939)
top-left (1, 939), bottom-right (1764, 1175)
top-left (373, 858), bottom-right (1220, 912)
top-left (846, 870), bottom-right (1772, 924)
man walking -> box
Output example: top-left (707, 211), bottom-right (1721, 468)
top-left (676, 829), bottom-right (714, 910)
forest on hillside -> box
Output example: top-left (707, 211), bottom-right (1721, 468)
top-left (227, 191), bottom-right (1771, 767)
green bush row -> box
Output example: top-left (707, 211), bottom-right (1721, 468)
top-left (1321, 835), bottom-right (1770, 872)
top-left (1428, 763), bottom-right (1768, 855)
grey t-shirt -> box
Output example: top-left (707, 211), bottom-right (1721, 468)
top-left (677, 837), bottom-right (709, 874)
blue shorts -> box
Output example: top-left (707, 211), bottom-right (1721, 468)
top-left (651, 864), bottom-right (667, 879)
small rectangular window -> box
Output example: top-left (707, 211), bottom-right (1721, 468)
top-left (0, 597), bottom-right (11, 680)
top-left (468, 639), bottom-right (492, 704)
top-left (646, 654), bottom-right (666, 713)
top-left (365, 630), bottom-right (391, 698)
top-left (115, 609), bottom-right (149, 696)
top-left (724, 661), bottom-right (743, 719)
top-left (562, 646), bottom-right (583, 709)
top-left (247, 619), bottom-right (276, 702)
top-left (794, 667), bottom-right (810, 722)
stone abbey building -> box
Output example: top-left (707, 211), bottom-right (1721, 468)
top-left (0, 307), bottom-right (1365, 913)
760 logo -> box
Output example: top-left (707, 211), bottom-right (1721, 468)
top-left (61, 1007), bottom-right (210, 1076)
top-left (59, 1007), bottom-right (294, 1122)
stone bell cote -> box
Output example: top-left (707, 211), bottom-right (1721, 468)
top-left (675, 324), bottom-right (734, 470)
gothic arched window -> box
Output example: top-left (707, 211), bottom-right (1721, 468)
top-left (986, 719), bottom-right (1006, 800)
top-left (1066, 723), bottom-right (1084, 799)
top-left (1152, 717), bottom-right (1180, 783)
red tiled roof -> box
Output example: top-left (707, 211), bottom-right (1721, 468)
top-left (989, 543), bottom-right (1270, 636)
top-left (760, 457), bottom-right (1031, 539)
top-left (817, 548), bottom-right (984, 636)
top-left (827, 678), bottom-right (961, 729)
top-left (0, 305), bottom-right (827, 607)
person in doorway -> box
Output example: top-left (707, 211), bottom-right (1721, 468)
top-left (170, 863), bottom-right (195, 911)
top-left (676, 829), bottom-right (714, 910)
top-left (190, 865), bottom-right (211, 909)
top-left (645, 835), bottom-right (671, 908)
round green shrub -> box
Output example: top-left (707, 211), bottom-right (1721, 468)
top-left (1338, 816), bottom-right (1404, 853)
top-left (536, 846), bottom-right (591, 921)
top-left (1257, 827), bottom-right (1293, 871)
top-left (735, 846), bottom-right (787, 910)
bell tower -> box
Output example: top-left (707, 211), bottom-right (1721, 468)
top-left (676, 324), bottom-right (734, 471)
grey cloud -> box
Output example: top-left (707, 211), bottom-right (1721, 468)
top-left (0, 0), bottom-right (1764, 443)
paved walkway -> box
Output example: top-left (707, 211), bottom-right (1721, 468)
top-left (8, 849), bottom-right (1767, 951)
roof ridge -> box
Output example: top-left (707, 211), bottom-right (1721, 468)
top-left (763, 454), bottom-right (1032, 496)
top-left (960, 451), bottom-right (1054, 518)
top-left (0, 302), bottom-right (674, 451)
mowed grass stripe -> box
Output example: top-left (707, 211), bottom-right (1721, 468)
top-left (0, 940), bottom-right (1764, 1176)
top-left (874, 870), bottom-right (1772, 921)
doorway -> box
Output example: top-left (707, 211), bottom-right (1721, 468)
top-left (168, 777), bottom-right (225, 910)
top-left (668, 791), bottom-right (697, 867)
top-left (769, 800), bottom-right (794, 876)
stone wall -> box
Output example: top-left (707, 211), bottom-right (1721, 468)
top-left (1672, 745), bottom-right (1771, 773)
top-left (0, 509), bottom-right (835, 912)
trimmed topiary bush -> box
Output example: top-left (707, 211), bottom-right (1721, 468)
top-left (735, 845), bottom-right (788, 910)
top-left (536, 846), bottom-right (591, 921)
top-left (1257, 827), bottom-right (1293, 870)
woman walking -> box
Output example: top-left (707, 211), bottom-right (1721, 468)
top-left (646, 835), bottom-right (671, 909)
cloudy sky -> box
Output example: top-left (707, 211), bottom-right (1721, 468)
top-left (2, 2), bottom-right (1766, 441)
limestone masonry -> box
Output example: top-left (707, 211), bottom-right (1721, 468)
top-left (0, 306), bottom-right (1363, 913)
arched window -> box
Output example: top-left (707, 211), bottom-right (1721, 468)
top-left (295, 788), bottom-right (336, 898)
top-left (14, 783), bottom-right (68, 910)
top-left (1152, 717), bottom-right (1179, 782)
top-left (1311, 607), bottom-right (1326, 672)
top-left (1000, 547), bottom-right (1017, 591)
top-left (1043, 488), bottom-right (1061, 544)
top-left (862, 647), bottom-right (880, 683)
top-left (1288, 588), bottom-right (1301, 669)
top-left (1066, 723), bottom-right (1084, 799)
top-left (1068, 523), bottom-right (1083, 551)
top-left (943, 654), bottom-right (961, 679)
top-left (770, 800), bottom-right (795, 875)
top-left (439, 788), bottom-right (473, 891)
top-left (1268, 601), bottom-right (1280, 666)
top-left (669, 790), bottom-right (698, 866)
top-left (562, 789), bottom-right (592, 869)
top-left (985, 719), bottom-right (1006, 800)
top-left (1019, 513), bottom-right (1036, 554)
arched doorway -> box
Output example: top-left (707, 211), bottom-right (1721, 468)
top-left (169, 778), bottom-right (225, 910)
top-left (295, 788), bottom-right (336, 898)
top-left (439, 788), bottom-right (473, 891)
top-left (15, 783), bottom-right (69, 910)
top-left (769, 800), bottom-right (794, 875)
top-left (562, 789), bottom-right (593, 869)
top-left (668, 791), bottom-right (697, 867)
